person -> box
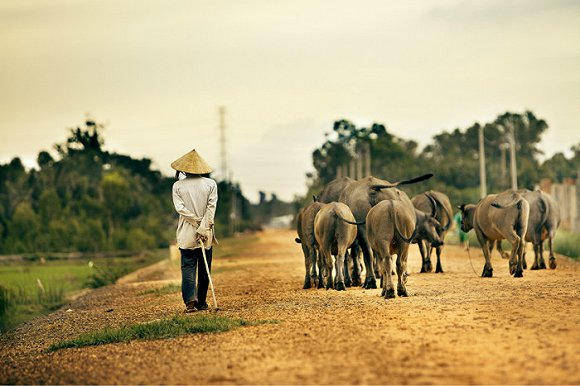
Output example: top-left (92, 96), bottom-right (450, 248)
top-left (454, 211), bottom-right (467, 248)
top-left (171, 149), bottom-right (218, 312)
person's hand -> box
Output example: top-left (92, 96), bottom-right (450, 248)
top-left (195, 230), bottom-right (209, 245)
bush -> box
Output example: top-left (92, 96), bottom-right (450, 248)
top-left (0, 285), bottom-right (10, 332)
top-left (85, 262), bottom-right (131, 289)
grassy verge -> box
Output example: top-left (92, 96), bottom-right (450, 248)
top-left (140, 283), bottom-right (181, 296)
top-left (0, 250), bottom-right (166, 332)
top-left (48, 314), bottom-right (277, 351)
top-left (554, 231), bottom-right (580, 259)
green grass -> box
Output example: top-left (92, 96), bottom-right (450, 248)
top-left (0, 251), bottom-right (166, 332)
top-left (48, 314), bottom-right (277, 351)
top-left (140, 283), bottom-right (181, 296)
top-left (554, 231), bottom-right (580, 259)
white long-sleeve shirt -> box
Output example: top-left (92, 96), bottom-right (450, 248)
top-left (172, 176), bottom-right (218, 250)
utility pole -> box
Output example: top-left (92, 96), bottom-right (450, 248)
top-left (355, 152), bottom-right (362, 179)
top-left (500, 143), bottom-right (508, 189)
top-left (218, 106), bottom-right (227, 181)
top-left (218, 105), bottom-right (237, 234)
top-left (478, 124), bottom-right (487, 198)
top-left (508, 122), bottom-right (518, 191)
top-left (364, 142), bottom-right (371, 177)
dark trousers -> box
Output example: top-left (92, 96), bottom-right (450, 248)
top-left (180, 247), bottom-right (213, 306)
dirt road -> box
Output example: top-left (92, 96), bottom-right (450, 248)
top-left (1, 230), bottom-right (579, 384)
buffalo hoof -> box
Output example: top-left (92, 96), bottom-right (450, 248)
top-left (397, 287), bottom-right (409, 297)
top-left (522, 258), bottom-right (527, 270)
top-left (530, 263), bottom-right (540, 270)
top-left (549, 257), bottom-right (557, 269)
top-left (421, 259), bottom-right (432, 273)
top-left (317, 277), bottom-right (325, 289)
top-left (303, 277), bottom-right (312, 289)
top-left (481, 266), bottom-right (493, 278)
top-left (514, 269), bottom-right (523, 278)
top-left (363, 277), bottom-right (377, 289)
top-left (435, 264), bottom-right (444, 273)
top-left (325, 281), bottom-right (334, 290)
top-left (344, 277), bottom-right (352, 287)
top-left (384, 288), bottom-right (396, 299)
top-left (335, 281), bottom-right (346, 291)
top-left (380, 287), bottom-right (386, 297)
top-left (539, 258), bottom-right (547, 269)
top-left (351, 275), bottom-right (362, 287)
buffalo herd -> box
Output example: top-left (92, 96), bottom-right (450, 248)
top-left (295, 173), bottom-right (561, 300)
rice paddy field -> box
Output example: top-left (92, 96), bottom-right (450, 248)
top-left (0, 251), bottom-right (166, 331)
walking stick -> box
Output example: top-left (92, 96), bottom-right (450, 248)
top-left (199, 239), bottom-right (219, 311)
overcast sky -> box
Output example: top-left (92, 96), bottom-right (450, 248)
top-left (1, 0), bottom-right (579, 201)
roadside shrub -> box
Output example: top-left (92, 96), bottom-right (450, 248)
top-left (554, 231), bottom-right (580, 259)
top-left (0, 285), bottom-right (10, 331)
top-left (85, 263), bottom-right (131, 289)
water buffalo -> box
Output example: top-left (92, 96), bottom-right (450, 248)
top-left (338, 174), bottom-right (433, 288)
top-left (411, 191), bottom-right (453, 273)
top-left (459, 190), bottom-right (530, 277)
top-left (317, 177), bottom-right (354, 203)
top-left (317, 176), bottom-right (362, 286)
top-left (521, 189), bottom-right (560, 269)
top-left (313, 202), bottom-right (360, 290)
top-left (295, 201), bottom-right (325, 289)
top-left (366, 199), bottom-right (415, 299)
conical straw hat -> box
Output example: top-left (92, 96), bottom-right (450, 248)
top-left (171, 149), bottom-right (213, 174)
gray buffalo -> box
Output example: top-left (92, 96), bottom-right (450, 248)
top-left (313, 202), bottom-right (360, 290)
top-left (338, 174), bottom-right (433, 288)
top-left (459, 190), bottom-right (530, 277)
top-left (366, 199), bottom-right (415, 299)
top-left (295, 201), bottom-right (325, 289)
top-left (411, 191), bottom-right (453, 273)
top-left (317, 176), bottom-right (362, 286)
top-left (493, 189), bottom-right (560, 270)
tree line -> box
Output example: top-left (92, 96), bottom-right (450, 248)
top-left (303, 111), bottom-right (579, 208)
top-left (0, 120), bottom-right (258, 254)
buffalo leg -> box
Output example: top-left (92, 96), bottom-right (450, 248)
top-left (316, 249), bottom-right (325, 289)
top-left (397, 243), bottom-right (410, 297)
top-left (435, 245), bottom-right (444, 273)
top-left (335, 251), bottom-right (346, 291)
top-left (425, 244), bottom-right (433, 272)
top-left (378, 246), bottom-right (395, 299)
top-left (418, 241), bottom-right (429, 273)
top-left (343, 250), bottom-right (352, 287)
top-left (506, 232), bottom-right (524, 277)
top-left (547, 238), bottom-right (556, 269)
top-left (322, 250), bottom-right (334, 290)
top-left (350, 243), bottom-right (362, 286)
top-left (530, 243), bottom-right (541, 270)
top-left (476, 231), bottom-right (493, 277)
top-left (358, 231), bottom-right (377, 289)
top-left (302, 245), bottom-right (312, 289)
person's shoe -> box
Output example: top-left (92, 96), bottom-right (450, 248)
top-left (185, 300), bottom-right (197, 313)
top-left (194, 302), bottom-right (208, 311)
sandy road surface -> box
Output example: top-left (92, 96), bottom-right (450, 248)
top-left (1, 229), bottom-right (579, 384)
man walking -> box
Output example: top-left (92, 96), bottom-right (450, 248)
top-left (171, 149), bottom-right (218, 312)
